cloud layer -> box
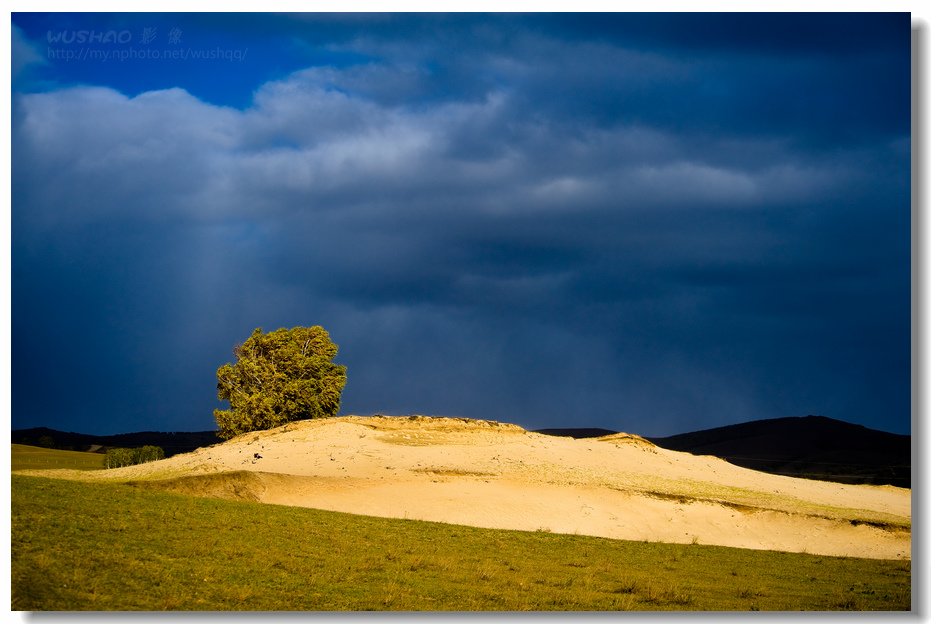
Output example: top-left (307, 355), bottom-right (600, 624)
top-left (11, 14), bottom-right (911, 436)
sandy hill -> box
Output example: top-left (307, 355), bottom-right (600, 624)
top-left (17, 415), bottom-right (910, 560)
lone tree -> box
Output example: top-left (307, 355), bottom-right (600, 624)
top-left (213, 326), bottom-right (347, 440)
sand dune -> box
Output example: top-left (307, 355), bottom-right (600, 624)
top-left (24, 415), bottom-right (910, 560)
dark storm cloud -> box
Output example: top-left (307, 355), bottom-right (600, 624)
top-left (11, 13), bottom-right (911, 436)
top-left (299, 13), bottom-right (909, 147)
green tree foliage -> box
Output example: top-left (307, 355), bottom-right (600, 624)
top-left (105, 446), bottom-right (164, 469)
top-left (105, 448), bottom-right (134, 469)
top-left (135, 445), bottom-right (165, 463)
top-left (213, 326), bottom-right (347, 440)
top-left (38, 435), bottom-right (55, 449)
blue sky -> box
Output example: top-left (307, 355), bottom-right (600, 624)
top-left (11, 13), bottom-right (912, 436)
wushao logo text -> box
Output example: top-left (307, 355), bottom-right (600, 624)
top-left (47, 30), bottom-right (133, 44)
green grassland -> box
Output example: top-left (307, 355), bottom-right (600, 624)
top-left (11, 444), bottom-right (106, 471)
top-left (11, 474), bottom-right (910, 611)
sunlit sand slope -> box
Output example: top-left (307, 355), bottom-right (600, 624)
top-left (21, 415), bottom-right (910, 560)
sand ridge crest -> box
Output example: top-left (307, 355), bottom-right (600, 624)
top-left (594, 432), bottom-right (658, 448)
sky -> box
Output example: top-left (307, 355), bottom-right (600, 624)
top-left (10, 12), bottom-right (913, 437)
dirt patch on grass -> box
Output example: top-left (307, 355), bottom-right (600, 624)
top-left (127, 471), bottom-right (265, 502)
top-left (640, 489), bottom-right (757, 514)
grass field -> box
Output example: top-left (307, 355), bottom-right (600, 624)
top-left (11, 444), bottom-right (106, 471)
top-left (10, 474), bottom-right (910, 611)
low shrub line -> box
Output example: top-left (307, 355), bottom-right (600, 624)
top-left (105, 445), bottom-right (165, 469)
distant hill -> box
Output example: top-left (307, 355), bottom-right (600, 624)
top-left (645, 415), bottom-right (910, 488)
top-left (10, 427), bottom-right (222, 458)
